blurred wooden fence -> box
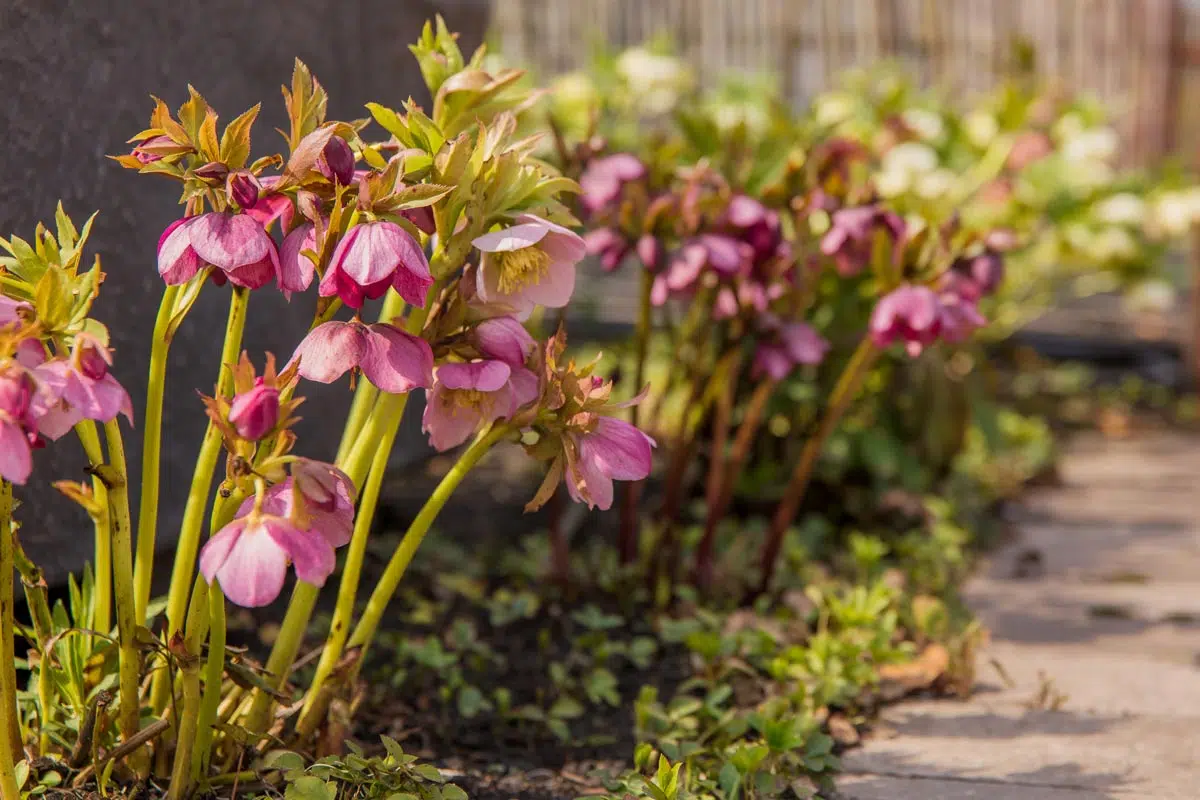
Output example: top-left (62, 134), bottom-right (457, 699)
top-left (491, 0), bottom-right (1181, 167)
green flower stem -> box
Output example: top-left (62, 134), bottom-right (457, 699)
top-left (102, 418), bottom-right (144, 768)
top-left (335, 289), bottom-right (407, 465)
top-left (134, 284), bottom-right (183, 624)
top-left (153, 287), bottom-right (248, 716)
top-left (240, 580), bottom-right (318, 735)
top-left (0, 481), bottom-right (23, 794)
top-left (12, 536), bottom-right (54, 756)
top-left (192, 581), bottom-right (225, 783)
top-left (192, 489), bottom-right (243, 777)
top-left (167, 577), bottom-right (209, 800)
top-left (618, 270), bottom-right (654, 564)
top-left (296, 397), bottom-right (406, 728)
top-left (759, 337), bottom-right (878, 592)
top-left (75, 421), bottom-right (111, 636)
top-left (695, 377), bottom-right (777, 584)
top-left (346, 425), bottom-right (509, 665)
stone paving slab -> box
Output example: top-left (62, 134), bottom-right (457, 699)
top-left (840, 431), bottom-right (1200, 799)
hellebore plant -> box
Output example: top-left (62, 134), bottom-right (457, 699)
top-left (0, 18), bottom-right (655, 798)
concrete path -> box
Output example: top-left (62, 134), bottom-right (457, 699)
top-left (838, 431), bottom-right (1200, 799)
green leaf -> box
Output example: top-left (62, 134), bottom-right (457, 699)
top-left (384, 183), bottom-right (454, 213)
top-left (440, 785), bottom-right (469, 800)
top-left (456, 685), bottom-right (488, 718)
top-left (719, 762), bottom-right (742, 798)
top-left (367, 103), bottom-right (413, 147)
top-left (285, 776), bottom-right (337, 800)
top-left (415, 763), bottom-right (446, 783)
top-left (220, 103), bottom-right (261, 169)
top-left (549, 696), bottom-right (585, 719)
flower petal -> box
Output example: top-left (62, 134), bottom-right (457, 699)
top-left (189, 212), bottom-right (272, 272)
top-left (0, 422), bottom-right (32, 484)
top-left (437, 360), bottom-right (511, 392)
top-left (585, 417), bottom-right (655, 481)
top-left (263, 517), bottom-right (336, 587)
top-left (361, 324), bottom-right (434, 393)
top-left (213, 521), bottom-right (289, 608)
top-left (292, 321), bottom-right (367, 384)
top-left (472, 223), bottom-right (550, 253)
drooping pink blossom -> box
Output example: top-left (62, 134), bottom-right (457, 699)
top-left (0, 297), bottom-right (29, 326)
top-left (474, 215), bottom-right (587, 315)
top-left (278, 222), bottom-right (317, 298)
top-left (943, 249), bottom-right (1005, 302)
top-left (157, 212), bottom-right (281, 289)
top-left (236, 463), bottom-right (355, 551)
top-left (651, 234), bottom-right (751, 305)
top-left (726, 195), bottom-right (784, 264)
top-left (199, 510), bottom-right (336, 607)
top-left (821, 206), bottom-right (905, 277)
top-left (32, 335), bottom-right (133, 440)
top-left (471, 316), bottom-right (536, 367)
top-left (318, 221), bottom-right (433, 310)
top-left (636, 235), bottom-right (663, 271)
top-left (869, 285), bottom-right (943, 357)
top-left (566, 417), bottom-right (656, 511)
top-left (227, 378), bottom-right (280, 441)
top-left (579, 154), bottom-right (646, 214)
top-left (292, 320), bottom-right (433, 394)
top-left (243, 175), bottom-right (296, 230)
top-left (752, 322), bottom-right (830, 380)
top-left (0, 365), bottom-right (38, 484)
top-left (422, 359), bottom-right (538, 451)
top-left (583, 227), bottom-right (630, 272)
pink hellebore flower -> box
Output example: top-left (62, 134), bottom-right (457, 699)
top-left (821, 206), bottom-right (905, 277)
top-left (157, 212), bottom-right (281, 289)
top-left (292, 320), bottom-right (433, 394)
top-left (32, 336), bottom-right (133, 441)
top-left (471, 316), bottom-right (536, 367)
top-left (200, 510), bottom-right (335, 608)
top-left (318, 221), bottom-right (433, 310)
top-left (422, 360), bottom-right (538, 451)
top-left (726, 195), bottom-right (784, 264)
top-left (228, 378), bottom-right (280, 441)
top-left (583, 227), bottom-right (630, 272)
top-left (566, 417), bottom-right (656, 511)
top-left (243, 175), bottom-right (295, 231)
top-left (580, 154), bottom-right (646, 214)
top-left (753, 323), bottom-right (830, 380)
top-left (869, 285), bottom-right (943, 357)
top-left (651, 234), bottom-right (751, 306)
top-left (235, 464), bottom-right (355, 551)
top-left (278, 222), bottom-right (318, 298)
top-left (0, 366), bottom-right (39, 484)
top-left (474, 215), bottom-right (587, 316)
top-left (0, 297), bottom-right (29, 326)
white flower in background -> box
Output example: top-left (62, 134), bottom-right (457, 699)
top-left (877, 142), bottom-right (940, 198)
top-left (1093, 193), bottom-right (1146, 226)
top-left (1087, 226), bottom-right (1139, 263)
top-left (916, 168), bottom-right (957, 199)
top-left (964, 111), bottom-right (999, 148)
top-left (1062, 127), bottom-right (1119, 163)
top-left (617, 47), bottom-right (691, 115)
top-left (710, 103), bottom-right (769, 136)
top-left (884, 142), bottom-right (939, 175)
top-left (875, 169), bottom-right (911, 197)
top-left (1124, 279), bottom-right (1175, 315)
top-left (815, 91), bottom-right (857, 127)
top-left (902, 108), bottom-right (945, 142)
top-left (1151, 189), bottom-right (1200, 237)
top-left (1053, 111), bottom-right (1086, 142)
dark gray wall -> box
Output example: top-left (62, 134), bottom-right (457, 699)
top-left (1, 0), bottom-right (490, 583)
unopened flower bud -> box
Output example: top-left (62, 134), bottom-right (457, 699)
top-left (228, 171), bottom-right (262, 210)
top-left (194, 161), bottom-right (230, 183)
top-left (401, 206), bottom-right (436, 236)
top-left (77, 343), bottom-right (109, 381)
top-left (636, 234), bottom-right (662, 271)
top-left (297, 190), bottom-right (322, 223)
top-left (318, 136), bottom-right (355, 186)
top-left (227, 378), bottom-right (279, 441)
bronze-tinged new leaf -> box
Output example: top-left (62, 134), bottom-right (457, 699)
top-left (177, 86), bottom-right (210, 143)
top-left (149, 96), bottom-right (190, 144)
top-left (198, 109), bottom-right (221, 161)
top-left (284, 58), bottom-right (329, 150)
top-left (379, 183), bottom-right (453, 213)
top-left (525, 456), bottom-right (564, 513)
top-left (366, 102), bottom-right (412, 146)
top-left (220, 103), bottom-right (261, 169)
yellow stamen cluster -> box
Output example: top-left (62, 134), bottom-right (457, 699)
top-left (494, 246), bottom-right (551, 294)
